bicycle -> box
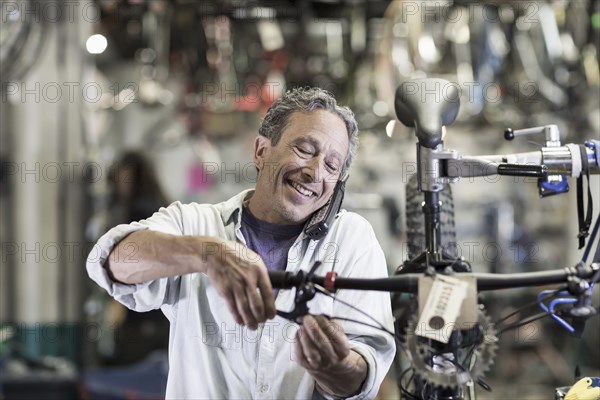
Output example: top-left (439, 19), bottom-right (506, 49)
top-left (269, 78), bottom-right (600, 399)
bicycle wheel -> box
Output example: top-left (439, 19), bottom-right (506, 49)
top-left (405, 173), bottom-right (457, 260)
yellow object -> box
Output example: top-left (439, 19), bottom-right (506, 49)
top-left (565, 377), bottom-right (600, 400)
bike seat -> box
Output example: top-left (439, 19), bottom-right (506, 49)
top-left (394, 78), bottom-right (461, 149)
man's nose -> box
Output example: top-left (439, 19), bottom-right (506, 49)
top-left (302, 156), bottom-right (325, 182)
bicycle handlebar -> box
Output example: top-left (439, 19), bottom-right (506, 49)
top-left (444, 144), bottom-right (599, 179)
top-left (269, 262), bottom-right (600, 294)
top-left (417, 139), bottom-right (599, 196)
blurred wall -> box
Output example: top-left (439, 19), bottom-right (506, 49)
top-left (1, 1), bottom-right (92, 360)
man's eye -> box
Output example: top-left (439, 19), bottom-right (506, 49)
top-left (326, 163), bottom-right (339, 172)
top-left (296, 146), bottom-right (311, 155)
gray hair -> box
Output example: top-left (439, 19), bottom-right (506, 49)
top-left (258, 87), bottom-right (359, 174)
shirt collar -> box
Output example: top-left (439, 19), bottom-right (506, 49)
top-left (218, 188), bottom-right (314, 243)
top-left (219, 189), bottom-right (254, 227)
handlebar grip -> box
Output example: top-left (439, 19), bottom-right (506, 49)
top-left (268, 271), bottom-right (293, 289)
top-left (498, 164), bottom-right (548, 177)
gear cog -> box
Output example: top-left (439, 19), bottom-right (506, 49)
top-left (400, 308), bottom-right (498, 390)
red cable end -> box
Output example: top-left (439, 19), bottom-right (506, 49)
top-left (324, 271), bottom-right (337, 293)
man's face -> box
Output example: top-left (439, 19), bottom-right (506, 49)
top-left (250, 110), bottom-right (350, 225)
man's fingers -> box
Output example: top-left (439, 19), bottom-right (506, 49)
top-left (295, 330), bottom-right (309, 365)
top-left (233, 285), bottom-right (258, 329)
top-left (224, 289), bottom-right (244, 326)
top-left (297, 326), bottom-right (323, 368)
top-left (245, 264), bottom-right (276, 325)
top-left (246, 285), bottom-right (266, 323)
top-left (318, 316), bottom-right (350, 358)
top-left (303, 316), bottom-right (330, 346)
top-left (298, 317), bottom-right (336, 367)
top-left (256, 269), bottom-right (276, 319)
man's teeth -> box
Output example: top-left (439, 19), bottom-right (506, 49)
top-left (290, 181), bottom-right (314, 196)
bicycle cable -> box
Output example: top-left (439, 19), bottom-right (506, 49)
top-left (312, 285), bottom-right (396, 339)
top-left (498, 311), bottom-right (552, 335)
top-left (494, 289), bottom-right (564, 328)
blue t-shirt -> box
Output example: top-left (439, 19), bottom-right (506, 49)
top-left (240, 207), bottom-right (304, 276)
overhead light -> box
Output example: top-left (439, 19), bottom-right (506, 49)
top-left (86, 34), bottom-right (107, 54)
top-left (233, 7), bottom-right (276, 20)
top-left (386, 120), bottom-right (396, 138)
top-left (373, 100), bottom-right (389, 117)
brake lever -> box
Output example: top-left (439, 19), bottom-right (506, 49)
top-left (539, 276), bottom-right (598, 337)
top-left (275, 262), bottom-right (322, 324)
top-left (276, 283), bottom-right (317, 324)
top-left (555, 288), bottom-right (597, 338)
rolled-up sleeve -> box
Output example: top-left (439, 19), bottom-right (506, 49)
top-left (86, 202), bottom-right (186, 312)
top-left (345, 336), bottom-right (395, 399)
top-left (314, 325), bottom-right (394, 400)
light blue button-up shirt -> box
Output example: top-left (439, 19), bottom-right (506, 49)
top-left (87, 189), bottom-right (395, 399)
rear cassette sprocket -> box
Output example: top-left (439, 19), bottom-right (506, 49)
top-left (401, 308), bottom-right (498, 390)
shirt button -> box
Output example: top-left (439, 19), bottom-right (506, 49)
top-left (259, 384), bottom-right (270, 393)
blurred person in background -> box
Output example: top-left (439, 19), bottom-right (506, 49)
top-left (87, 151), bottom-right (171, 366)
top-left (107, 151), bottom-right (170, 228)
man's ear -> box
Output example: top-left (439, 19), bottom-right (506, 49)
top-left (253, 135), bottom-right (271, 171)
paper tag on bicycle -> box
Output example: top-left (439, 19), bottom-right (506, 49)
top-left (415, 275), bottom-right (468, 343)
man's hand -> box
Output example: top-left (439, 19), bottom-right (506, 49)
top-left (204, 238), bottom-right (276, 330)
top-left (295, 315), bottom-right (367, 397)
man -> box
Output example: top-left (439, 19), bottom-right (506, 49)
top-left (87, 87), bottom-right (395, 399)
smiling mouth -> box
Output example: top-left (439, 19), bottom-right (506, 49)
top-left (288, 180), bottom-right (316, 197)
